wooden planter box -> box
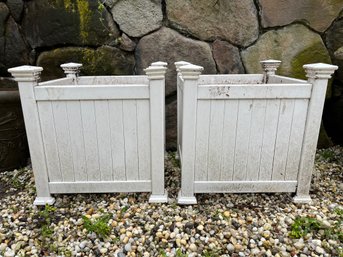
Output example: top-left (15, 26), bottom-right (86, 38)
top-left (175, 60), bottom-right (337, 205)
top-left (9, 62), bottom-right (168, 205)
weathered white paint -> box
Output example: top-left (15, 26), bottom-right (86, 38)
top-left (9, 62), bottom-right (168, 205)
top-left (198, 74), bottom-right (264, 85)
top-left (268, 75), bottom-right (308, 84)
top-left (7, 66), bottom-right (55, 205)
top-left (175, 61), bottom-right (190, 160)
top-left (60, 62), bottom-right (82, 78)
top-left (34, 85), bottom-right (150, 100)
top-left (177, 64), bottom-right (203, 205)
top-left (145, 63), bottom-right (168, 203)
top-left (293, 63), bottom-right (338, 203)
top-left (176, 60), bottom-right (338, 204)
top-left (197, 84), bottom-right (312, 99)
top-left (194, 181), bottom-right (297, 193)
top-left (77, 75), bottom-right (149, 85)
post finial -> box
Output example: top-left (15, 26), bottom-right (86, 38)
top-left (144, 61), bottom-right (167, 80)
top-left (303, 63), bottom-right (338, 79)
top-left (178, 64), bottom-right (204, 80)
top-left (8, 65), bottom-right (43, 82)
top-left (60, 62), bottom-right (82, 78)
top-left (260, 59), bottom-right (281, 75)
top-left (175, 61), bottom-right (191, 72)
top-left (151, 61), bottom-right (168, 67)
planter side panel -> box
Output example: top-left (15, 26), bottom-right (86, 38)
top-left (37, 99), bottom-right (151, 187)
top-left (35, 83), bottom-right (154, 194)
top-left (192, 84), bottom-right (310, 191)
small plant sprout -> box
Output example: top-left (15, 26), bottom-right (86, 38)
top-left (38, 204), bottom-right (56, 238)
top-left (82, 213), bottom-right (112, 239)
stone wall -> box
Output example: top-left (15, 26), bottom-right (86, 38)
top-left (0, 0), bottom-right (342, 148)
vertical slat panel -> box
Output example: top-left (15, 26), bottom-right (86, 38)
top-left (194, 100), bottom-right (211, 181)
top-left (221, 100), bottom-right (239, 181)
top-left (95, 100), bottom-right (113, 181)
top-left (233, 100), bottom-right (253, 180)
top-left (259, 99), bottom-right (281, 180)
top-left (108, 100), bottom-right (126, 180)
top-left (52, 101), bottom-right (74, 181)
top-left (38, 102), bottom-right (62, 182)
top-left (123, 100), bottom-right (139, 180)
top-left (285, 99), bottom-right (308, 180)
top-left (272, 99), bottom-right (295, 180)
top-left (137, 100), bottom-right (151, 180)
top-left (207, 100), bottom-right (225, 181)
top-left (81, 101), bottom-right (100, 181)
top-left (66, 101), bottom-right (87, 181)
top-left (246, 100), bottom-right (267, 181)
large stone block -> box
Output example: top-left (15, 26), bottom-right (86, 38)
top-left (326, 19), bottom-right (343, 82)
top-left (23, 0), bottom-right (119, 48)
top-left (166, 0), bottom-right (259, 47)
top-left (212, 40), bottom-right (245, 74)
top-left (111, 0), bottom-right (162, 38)
top-left (241, 24), bottom-right (331, 80)
top-left (6, 0), bottom-right (23, 22)
top-left (37, 46), bottom-right (135, 81)
top-left (136, 27), bottom-right (217, 149)
top-left (1, 16), bottom-right (30, 76)
top-left (325, 19), bottom-right (343, 145)
top-left (242, 24), bottom-right (333, 147)
top-left (259, 0), bottom-right (343, 32)
top-left (0, 3), bottom-right (9, 35)
top-left (0, 3), bottom-right (9, 73)
top-left (135, 27), bottom-right (217, 96)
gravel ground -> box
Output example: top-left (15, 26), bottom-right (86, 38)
top-left (0, 147), bottom-right (342, 257)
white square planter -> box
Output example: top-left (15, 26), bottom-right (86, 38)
top-left (8, 62), bottom-right (168, 205)
top-left (175, 60), bottom-right (338, 205)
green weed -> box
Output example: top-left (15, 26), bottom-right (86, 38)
top-left (9, 168), bottom-right (26, 189)
top-left (175, 248), bottom-right (187, 257)
top-left (82, 213), bottom-right (112, 239)
top-left (203, 249), bottom-right (221, 257)
top-left (169, 152), bottom-right (181, 168)
top-left (121, 206), bottom-right (129, 214)
top-left (290, 212), bottom-right (342, 243)
top-left (289, 216), bottom-right (322, 238)
top-left (319, 149), bottom-right (336, 162)
top-left (159, 249), bottom-right (168, 257)
top-left (38, 204), bottom-right (56, 238)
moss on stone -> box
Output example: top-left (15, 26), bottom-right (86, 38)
top-left (47, 0), bottom-right (91, 42)
top-left (37, 47), bottom-right (135, 81)
top-left (291, 42), bottom-right (331, 79)
top-left (291, 42), bottom-right (332, 97)
top-left (76, 0), bottom-right (91, 42)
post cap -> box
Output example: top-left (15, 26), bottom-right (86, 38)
top-left (303, 63), bottom-right (338, 79)
top-left (8, 65), bottom-right (43, 82)
top-left (260, 59), bottom-right (282, 64)
top-left (178, 64), bottom-right (204, 79)
top-left (144, 65), bottom-right (167, 80)
top-left (175, 61), bottom-right (191, 70)
top-left (60, 62), bottom-right (82, 77)
top-left (151, 61), bottom-right (168, 67)
top-left (260, 59), bottom-right (281, 75)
